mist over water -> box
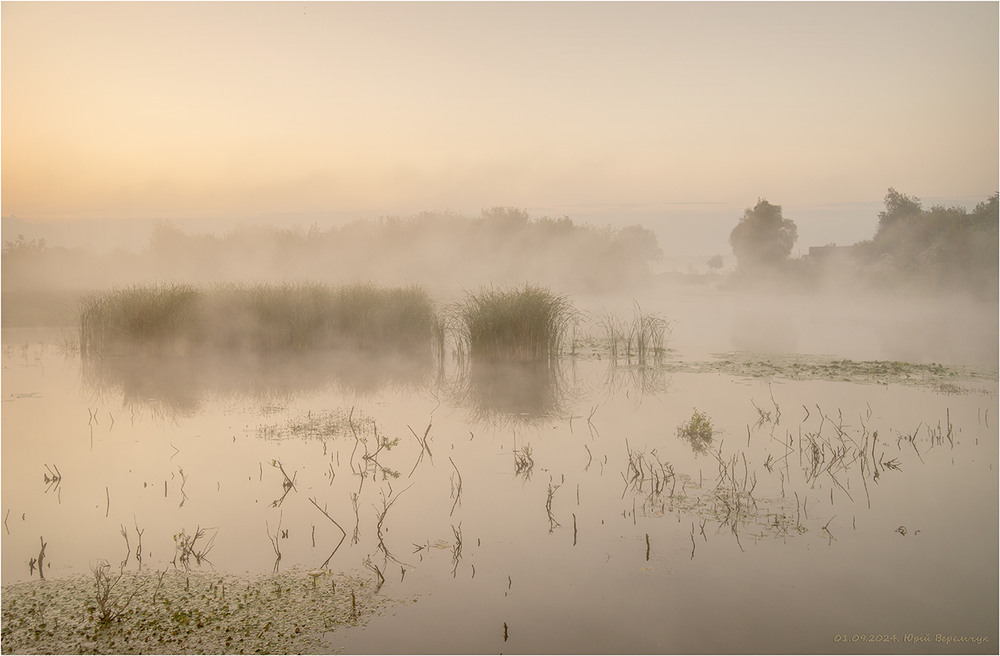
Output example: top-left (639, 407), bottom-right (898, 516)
top-left (1, 207), bottom-right (997, 654)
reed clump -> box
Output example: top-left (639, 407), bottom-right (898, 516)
top-left (80, 283), bottom-right (199, 359)
top-left (597, 303), bottom-right (670, 366)
top-left (79, 282), bottom-right (436, 359)
top-left (452, 285), bottom-right (574, 364)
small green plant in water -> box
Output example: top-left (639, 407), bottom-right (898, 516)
top-left (677, 408), bottom-right (714, 454)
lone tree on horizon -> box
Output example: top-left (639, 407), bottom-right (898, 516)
top-left (729, 199), bottom-right (798, 270)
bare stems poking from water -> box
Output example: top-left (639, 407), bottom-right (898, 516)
top-left (546, 482), bottom-right (561, 532)
top-left (353, 419), bottom-right (401, 481)
top-left (270, 460), bottom-right (297, 507)
top-left (596, 303), bottom-right (671, 367)
top-left (177, 468), bottom-right (190, 508)
top-left (308, 497), bottom-right (348, 568)
top-left (375, 484), bottom-right (413, 562)
top-left (120, 525), bottom-right (131, 571)
top-left (43, 464), bottom-right (62, 496)
top-left (34, 536), bottom-right (47, 580)
top-left (173, 526), bottom-right (216, 570)
top-left (513, 444), bottom-right (535, 479)
top-left (363, 556), bottom-right (386, 591)
top-left (448, 457), bottom-right (464, 516)
top-left (133, 520), bottom-right (144, 570)
top-left (91, 560), bottom-right (142, 624)
top-left (407, 422), bottom-right (433, 478)
top-left (451, 523), bottom-right (463, 578)
top-left (623, 440), bottom-right (677, 510)
top-left (266, 514), bottom-right (282, 573)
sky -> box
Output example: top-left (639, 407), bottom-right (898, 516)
top-left (2, 1), bottom-right (998, 256)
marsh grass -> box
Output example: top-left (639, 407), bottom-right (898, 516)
top-left (597, 303), bottom-right (671, 366)
top-left (451, 285), bottom-right (575, 364)
top-left (79, 282), bottom-right (437, 359)
top-left (79, 284), bottom-right (199, 359)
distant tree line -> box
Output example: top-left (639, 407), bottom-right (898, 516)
top-left (1, 207), bottom-right (663, 298)
top-left (727, 189), bottom-right (998, 297)
top-left (857, 188), bottom-right (998, 295)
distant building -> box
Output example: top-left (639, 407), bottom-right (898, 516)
top-left (806, 244), bottom-right (861, 261)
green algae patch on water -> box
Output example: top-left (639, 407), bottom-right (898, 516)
top-left (1, 567), bottom-right (398, 654)
top-left (666, 352), bottom-right (997, 391)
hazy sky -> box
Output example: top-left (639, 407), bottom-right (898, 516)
top-left (2, 1), bottom-right (997, 254)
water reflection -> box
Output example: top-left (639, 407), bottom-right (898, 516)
top-left (452, 360), bottom-right (565, 424)
top-left (81, 348), bottom-right (435, 414)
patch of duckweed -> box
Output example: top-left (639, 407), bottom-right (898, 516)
top-left (666, 352), bottom-right (997, 391)
top-left (1, 567), bottom-right (398, 654)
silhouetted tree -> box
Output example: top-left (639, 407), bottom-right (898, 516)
top-left (864, 189), bottom-right (998, 294)
top-left (729, 199), bottom-right (797, 270)
top-left (876, 187), bottom-right (923, 235)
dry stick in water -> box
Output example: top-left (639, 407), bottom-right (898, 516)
top-left (308, 496), bottom-right (348, 568)
top-left (449, 457), bottom-right (463, 517)
top-left (120, 525), bottom-right (131, 571)
top-left (645, 533), bottom-right (650, 561)
top-left (407, 422), bottom-right (434, 478)
top-left (37, 536), bottom-right (47, 579)
top-left (134, 521), bottom-right (144, 570)
top-left (266, 514), bottom-right (282, 573)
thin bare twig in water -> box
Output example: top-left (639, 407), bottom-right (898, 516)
top-left (375, 483), bottom-right (414, 563)
top-left (151, 568), bottom-right (167, 605)
top-left (308, 496), bottom-right (348, 568)
top-left (363, 556), bottom-right (385, 591)
top-left (120, 525), bottom-right (131, 571)
top-left (172, 525), bottom-right (216, 569)
top-left (407, 422), bottom-right (433, 478)
top-left (270, 460), bottom-right (296, 507)
top-left (451, 523), bottom-right (463, 578)
top-left (133, 520), bottom-right (144, 570)
top-left (177, 468), bottom-right (189, 508)
top-left (546, 482), bottom-right (560, 531)
top-left (266, 513), bottom-right (282, 573)
top-left (449, 457), bottom-right (463, 517)
top-left (37, 536), bottom-right (47, 579)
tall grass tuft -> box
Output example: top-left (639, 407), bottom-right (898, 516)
top-left (79, 282), bottom-right (436, 359)
top-left (80, 284), bottom-right (199, 359)
top-left (452, 285), bottom-right (575, 364)
top-left (597, 303), bottom-right (671, 366)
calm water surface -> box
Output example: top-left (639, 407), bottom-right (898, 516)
top-left (2, 293), bottom-right (997, 654)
